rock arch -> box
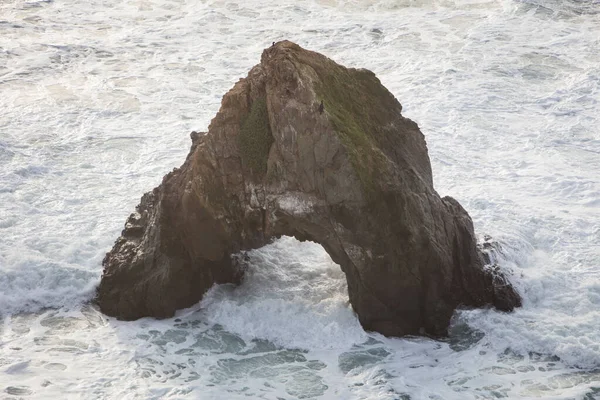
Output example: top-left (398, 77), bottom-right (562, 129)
top-left (97, 41), bottom-right (520, 337)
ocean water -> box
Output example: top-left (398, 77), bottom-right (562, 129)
top-left (0, 0), bottom-right (599, 398)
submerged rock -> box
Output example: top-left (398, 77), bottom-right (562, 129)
top-left (97, 41), bottom-right (521, 337)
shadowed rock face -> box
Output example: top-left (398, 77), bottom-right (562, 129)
top-left (97, 41), bottom-right (521, 337)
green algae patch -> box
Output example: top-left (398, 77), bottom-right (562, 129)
top-left (312, 61), bottom-right (395, 198)
top-left (239, 97), bottom-right (273, 177)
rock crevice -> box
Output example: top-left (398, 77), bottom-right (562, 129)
top-left (97, 41), bottom-right (521, 337)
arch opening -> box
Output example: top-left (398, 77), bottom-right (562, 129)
top-left (206, 236), bottom-right (364, 349)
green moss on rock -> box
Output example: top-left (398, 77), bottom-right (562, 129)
top-left (239, 97), bottom-right (273, 177)
top-left (313, 61), bottom-right (394, 198)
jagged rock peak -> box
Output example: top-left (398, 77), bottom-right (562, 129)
top-left (97, 40), bottom-right (521, 337)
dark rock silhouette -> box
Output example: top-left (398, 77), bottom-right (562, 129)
top-left (97, 41), bottom-right (521, 337)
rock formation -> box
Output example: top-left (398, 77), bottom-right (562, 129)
top-left (97, 41), bottom-right (521, 337)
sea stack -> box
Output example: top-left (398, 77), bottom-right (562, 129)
top-left (97, 41), bottom-right (521, 337)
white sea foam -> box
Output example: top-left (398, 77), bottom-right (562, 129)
top-left (200, 237), bottom-right (368, 350)
top-left (0, 0), bottom-right (599, 398)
